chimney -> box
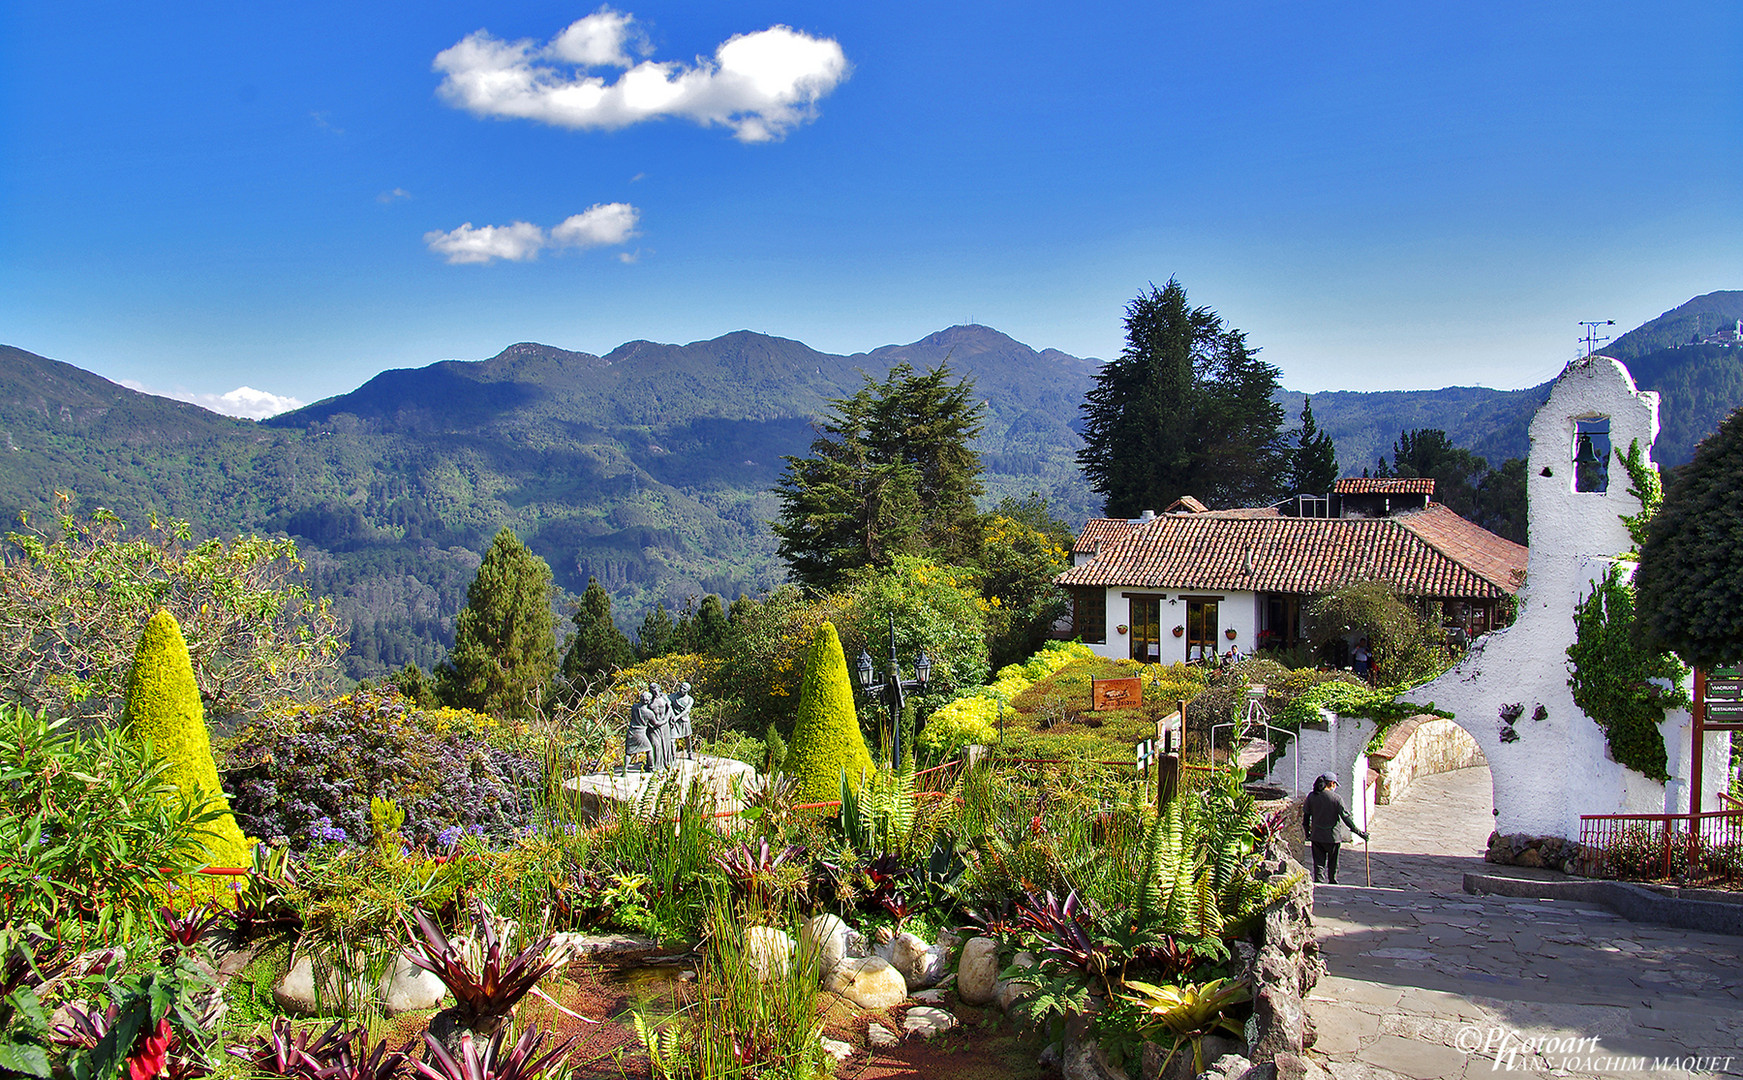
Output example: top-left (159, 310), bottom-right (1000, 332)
top-left (1139, 509), bottom-right (1156, 521)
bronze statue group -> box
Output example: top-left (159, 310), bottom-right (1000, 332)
top-left (622, 681), bottom-right (695, 773)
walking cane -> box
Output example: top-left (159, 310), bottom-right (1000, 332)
top-left (1365, 832), bottom-right (1371, 887)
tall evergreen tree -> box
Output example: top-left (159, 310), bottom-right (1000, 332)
top-left (674, 593), bottom-right (730, 655)
top-left (773, 362), bottom-right (986, 587)
top-left (1286, 397), bottom-right (1339, 494)
top-left (1374, 428), bottom-right (1526, 542)
top-left (561, 576), bottom-right (634, 681)
top-left (636, 601), bottom-right (676, 661)
top-left (437, 528), bottom-right (557, 719)
top-left (1078, 280), bottom-right (1287, 516)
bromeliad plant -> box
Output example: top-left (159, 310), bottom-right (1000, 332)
top-left (409, 1029), bottom-right (574, 1080)
top-left (1119, 977), bottom-right (1251, 1079)
top-left (401, 902), bottom-right (560, 1039)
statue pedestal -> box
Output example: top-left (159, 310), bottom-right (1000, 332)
top-left (565, 754), bottom-right (762, 829)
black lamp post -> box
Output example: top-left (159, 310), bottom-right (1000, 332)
top-left (855, 613), bottom-right (933, 769)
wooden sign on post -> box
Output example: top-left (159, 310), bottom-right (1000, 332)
top-left (1690, 666), bottom-right (1743, 822)
top-left (1092, 677), bottom-right (1143, 711)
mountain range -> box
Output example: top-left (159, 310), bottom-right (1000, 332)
top-left (2, 292), bottom-right (1738, 679)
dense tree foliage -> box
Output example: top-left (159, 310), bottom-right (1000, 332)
top-left (0, 505), bottom-right (341, 719)
top-left (1285, 397), bottom-right (1340, 495)
top-left (1078, 280), bottom-right (1287, 515)
top-left (773, 363), bottom-right (986, 587)
top-left (976, 494), bottom-right (1073, 670)
top-left (1302, 581), bottom-right (1449, 686)
top-left (437, 528), bottom-right (558, 720)
top-left (1373, 429), bottom-right (1527, 543)
top-left (561, 577), bottom-right (634, 682)
top-left (1634, 407), bottom-right (1743, 669)
top-left (635, 601), bottom-right (677, 661)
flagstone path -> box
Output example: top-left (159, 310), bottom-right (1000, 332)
top-left (1305, 766), bottom-right (1743, 1080)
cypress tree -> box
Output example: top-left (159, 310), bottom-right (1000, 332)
top-left (781, 622), bottom-right (874, 803)
top-left (1286, 397), bottom-right (1340, 495)
top-left (438, 528), bottom-right (557, 720)
top-left (636, 601), bottom-right (676, 661)
top-left (562, 577), bottom-right (634, 680)
top-left (123, 609), bottom-right (254, 870)
top-left (1078, 279), bottom-right (1287, 515)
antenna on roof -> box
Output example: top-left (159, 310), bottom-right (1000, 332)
top-left (1579, 320), bottom-right (1615, 358)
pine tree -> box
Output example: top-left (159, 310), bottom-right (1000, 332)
top-left (1634, 407), bottom-right (1743, 669)
top-left (1078, 280), bottom-right (1287, 515)
top-left (773, 363), bottom-right (985, 587)
top-left (1286, 397), bottom-right (1339, 494)
top-left (636, 601), bottom-right (676, 661)
top-left (675, 593), bottom-right (730, 656)
top-left (437, 528), bottom-right (557, 720)
top-left (562, 577), bottom-right (634, 681)
top-left (781, 622), bottom-right (874, 804)
top-left (123, 609), bottom-right (254, 870)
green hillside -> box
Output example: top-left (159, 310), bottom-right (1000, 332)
top-left (4, 293), bottom-right (1737, 682)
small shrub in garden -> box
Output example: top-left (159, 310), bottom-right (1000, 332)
top-left (222, 688), bottom-right (541, 851)
top-left (123, 608), bottom-right (255, 872)
top-left (779, 622), bottom-right (874, 804)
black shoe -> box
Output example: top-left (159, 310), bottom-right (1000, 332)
top-left (1328, 878), bottom-right (1338, 885)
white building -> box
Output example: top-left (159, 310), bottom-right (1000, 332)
top-left (1058, 484), bottom-right (1527, 665)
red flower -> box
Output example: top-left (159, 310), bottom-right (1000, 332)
top-left (127, 1017), bottom-right (174, 1080)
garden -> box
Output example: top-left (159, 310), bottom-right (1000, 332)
top-left (0, 510), bottom-right (1459, 1080)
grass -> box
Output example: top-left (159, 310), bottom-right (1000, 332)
top-left (995, 657), bottom-right (1207, 762)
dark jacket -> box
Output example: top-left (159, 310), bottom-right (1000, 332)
top-left (1304, 787), bottom-right (1364, 845)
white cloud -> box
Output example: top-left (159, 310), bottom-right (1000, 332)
top-left (423, 220), bottom-right (547, 264)
top-left (377, 187), bottom-right (412, 203)
top-left (548, 8), bottom-right (646, 67)
top-left (433, 9), bottom-right (849, 143)
top-left (424, 204), bottom-right (640, 264)
top-left (120, 380), bottom-right (304, 420)
top-left (550, 202), bottom-right (639, 248)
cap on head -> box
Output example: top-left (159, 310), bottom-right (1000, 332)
top-left (1319, 772), bottom-right (1338, 786)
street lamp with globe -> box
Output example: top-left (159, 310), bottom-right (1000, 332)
top-left (855, 614), bottom-right (933, 769)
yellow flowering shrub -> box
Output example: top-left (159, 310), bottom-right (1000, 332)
top-left (919, 641), bottom-right (1097, 755)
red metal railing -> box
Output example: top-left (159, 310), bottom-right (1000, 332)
top-left (1577, 809), bottom-right (1743, 885)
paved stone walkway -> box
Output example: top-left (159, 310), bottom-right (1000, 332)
top-left (1306, 766), bottom-right (1743, 1080)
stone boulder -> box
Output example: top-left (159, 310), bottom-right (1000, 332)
top-left (994, 950), bottom-right (1039, 1015)
top-left (272, 953), bottom-right (371, 1016)
top-left (801, 914), bottom-right (851, 974)
top-left (956, 936), bottom-right (1000, 1005)
top-left (890, 932), bottom-right (948, 991)
top-left (902, 1005), bottom-right (957, 1039)
top-left (743, 927), bottom-right (794, 981)
top-left (824, 956), bottom-right (908, 1010)
top-left (378, 954), bottom-right (447, 1015)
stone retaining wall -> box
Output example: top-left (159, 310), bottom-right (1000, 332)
top-left (1368, 716), bottom-right (1485, 806)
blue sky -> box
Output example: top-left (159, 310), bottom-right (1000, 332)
top-left (2, 1), bottom-right (1738, 416)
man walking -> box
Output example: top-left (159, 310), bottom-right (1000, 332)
top-left (1304, 772), bottom-right (1368, 884)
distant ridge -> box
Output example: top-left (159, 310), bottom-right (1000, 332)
top-left (3, 292), bottom-right (1738, 678)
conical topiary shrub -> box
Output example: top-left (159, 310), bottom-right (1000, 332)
top-left (123, 609), bottom-right (254, 870)
top-left (781, 622), bottom-right (874, 804)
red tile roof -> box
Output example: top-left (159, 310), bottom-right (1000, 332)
top-left (1165, 496), bottom-right (1208, 513)
top-left (1058, 503), bottom-right (1526, 598)
top-left (1333, 477), bottom-right (1436, 495)
top-left (1071, 517), bottom-right (1138, 555)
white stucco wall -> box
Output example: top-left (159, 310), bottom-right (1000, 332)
top-left (1265, 710), bottom-right (1378, 824)
top-left (1399, 356), bottom-right (1720, 839)
top-left (1084, 587), bottom-right (1260, 664)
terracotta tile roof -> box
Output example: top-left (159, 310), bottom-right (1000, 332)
top-left (1071, 517), bottom-right (1138, 555)
top-left (1058, 505), bottom-right (1526, 598)
top-left (1165, 496), bottom-right (1208, 513)
top-left (1395, 503), bottom-right (1528, 594)
top-left (1333, 477), bottom-right (1436, 496)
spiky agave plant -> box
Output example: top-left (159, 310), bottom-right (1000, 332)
top-left (401, 902), bottom-right (559, 1038)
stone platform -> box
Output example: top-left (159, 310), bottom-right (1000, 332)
top-left (564, 754), bottom-right (761, 824)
